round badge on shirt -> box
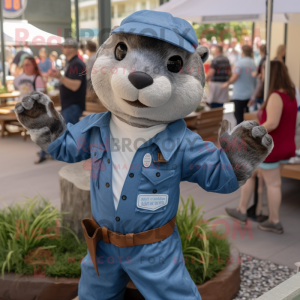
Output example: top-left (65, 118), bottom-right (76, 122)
top-left (143, 153), bottom-right (152, 168)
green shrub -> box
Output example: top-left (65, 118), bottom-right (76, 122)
top-left (177, 196), bottom-right (231, 285)
top-left (0, 196), bottom-right (230, 283)
top-left (0, 196), bottom-right (86, 277)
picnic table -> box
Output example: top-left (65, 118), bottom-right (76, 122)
top-left (0, 91), bottom-right (20, 105)
top-left (0, 105), bottom-right (27, 139)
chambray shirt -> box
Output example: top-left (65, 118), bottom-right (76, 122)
top-left (47, 112), bottom-right (239, 234)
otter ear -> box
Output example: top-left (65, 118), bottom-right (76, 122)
top-left (196, 45), bottom-right (209, 63)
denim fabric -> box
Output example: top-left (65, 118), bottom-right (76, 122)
top-left (47, 111), bottom-right (239, 300)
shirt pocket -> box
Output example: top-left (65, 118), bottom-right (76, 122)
top-left (90, 148), bottom-right (105, 188)
top-left (135, 168), bottom-right (175, 214)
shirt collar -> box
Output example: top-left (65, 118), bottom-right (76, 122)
top-left (81, 111), bottom-right (187, 161)
top-left (139, 119), bottom-right (186, 162)
top-left (68, 54), bottom-right (79, 63)
top-left (81, 111), bottom-right (111, 133)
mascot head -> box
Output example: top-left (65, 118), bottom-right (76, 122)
top-left (91, 10), bottom-right (209, 127)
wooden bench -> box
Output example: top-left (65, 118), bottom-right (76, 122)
top-left (281, 164), bottom-right (300, 180)
top-left (81, 101), bottom-right (107, 118)
top-left (184, 107), bottom-right (224, 142)
top-left (197, 107), bottom-right (224, 141)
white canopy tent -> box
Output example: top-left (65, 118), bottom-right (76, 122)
top-left (156, 0), bottom-right (300, 99)
top-left (0, 18), bottom-right (65, 86)
top-left (156, 0), bottom-right (300, 23)
top-left (0, 32), bottom-right (14, 44)
top-left (2, 20), bottom-right (65, 46)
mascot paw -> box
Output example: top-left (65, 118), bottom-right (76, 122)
top-left (219, 120), bottom-right (274, 186)
top-left (15, 91), bottom-right (66, 151)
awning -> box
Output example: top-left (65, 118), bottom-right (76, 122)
top-left (2, 20), bottom-right (64, 46)
top-left (155, 0), bottom-right (300, 23)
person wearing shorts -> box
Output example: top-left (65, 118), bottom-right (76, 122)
top-left (225, 61), bottom-right (298, 234)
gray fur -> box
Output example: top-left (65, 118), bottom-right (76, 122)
top-left (91, 33), bottom-right (208, 127)
top-left (218, 120), bottom-right (274, 186)
top-left (15, 91), bottom-right (66, 151)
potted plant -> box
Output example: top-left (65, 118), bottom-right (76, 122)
top-left (0, 197), bottom-right (85, 300)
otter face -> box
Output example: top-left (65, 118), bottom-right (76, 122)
top-left (91, 33), bottom-right (208, 127)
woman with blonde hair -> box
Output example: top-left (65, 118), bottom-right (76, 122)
top-left (225, 60), bottom-right (297, 234)
top-left (274, 44), bottom-right (286, 64)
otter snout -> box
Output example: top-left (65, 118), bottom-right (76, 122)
top-left (128, 72), bottom-right (153, 89)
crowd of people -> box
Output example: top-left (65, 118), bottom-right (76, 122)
top-left (3, 38), bottom-right (98, 163)
top-left (204, 37), bottom-right (299, 234)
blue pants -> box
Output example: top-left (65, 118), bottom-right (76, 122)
top-left (61, 104), bottom-right (83, 125)
top-left (78, 226), bottom-right (201, 300)
top-left (210, 103), bottom-right (224, 109)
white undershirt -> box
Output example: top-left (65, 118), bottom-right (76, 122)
top-left (109, 114), bottom-right (167, 210)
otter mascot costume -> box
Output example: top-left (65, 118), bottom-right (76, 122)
top-left (15, 10), bottom-right (273, 300)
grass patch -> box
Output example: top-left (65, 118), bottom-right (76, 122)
top-left (177, 196), bottom-right (231, 285)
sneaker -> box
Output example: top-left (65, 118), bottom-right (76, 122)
top-left (258, 220), bottom-right (284, 234)
top-left (34, 157), bottom-right (47, 164)
top-left (225, 207), bottom-right (247, 224)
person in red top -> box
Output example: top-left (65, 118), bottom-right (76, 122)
top-left (225, 60), bottom-right (297, 234)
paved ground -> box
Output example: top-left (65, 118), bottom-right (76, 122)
top-left (1, 111), bottom-right (299, 271)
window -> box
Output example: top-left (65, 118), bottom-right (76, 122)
top-left (84, 9), bottom-right (88, 21)
top-left (90, 8), bottom-right (95, 20)
top-left (80, 9), bottom-right (88, 21)
top-left (111, 5), bottom-right (114, 18)
top-left (118, 4), bottom-right (125, 17)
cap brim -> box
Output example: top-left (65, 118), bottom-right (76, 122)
top-left (112, 22), bottom-right (196, 53)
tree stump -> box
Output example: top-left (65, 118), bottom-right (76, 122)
top-left (59, 160), bottom-right (91, 238)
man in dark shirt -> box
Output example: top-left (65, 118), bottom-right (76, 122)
top-left (49, 38), bottom-right (86, 125)
top-left (206, 45), bottom-right (231, 108)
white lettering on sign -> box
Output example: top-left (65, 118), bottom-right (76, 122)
top-left (137, 194), bottom-right (168, 211)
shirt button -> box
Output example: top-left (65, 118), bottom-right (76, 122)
top-left (153, 189), bottom-right (157, 194)
top-left (94, 152), bottom-right (97, 156)
top-left (122, 195), bottom-right (127, 200)
top-left (156, 172), bottom-right (160, 177)
top-left (106, 182), bottom-right (110, 187)
top-left (129, 173), bottom-right (134, 178)
top-left (116, 217), bottom-right (120, 222)
top-left (107, 158), bottom-right (110, 163)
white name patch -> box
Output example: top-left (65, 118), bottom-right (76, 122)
top-left (137, 194), bottom-right (168, 211)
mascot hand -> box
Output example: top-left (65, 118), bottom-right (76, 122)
top-left (15, 91), bottom-right (66, 151)
top-left (218, 120), bottom-right (273, 186)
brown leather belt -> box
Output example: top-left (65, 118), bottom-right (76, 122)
top-left (81, 215), bottom-right (176, 276)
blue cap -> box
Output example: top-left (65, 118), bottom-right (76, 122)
top-left (112, 10), bottom-right (198, 53)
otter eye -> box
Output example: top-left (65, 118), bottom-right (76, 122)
top-left (167, 56), bottom-right (183, 73)
top-left (115, 42), bottom-right (127, 61)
